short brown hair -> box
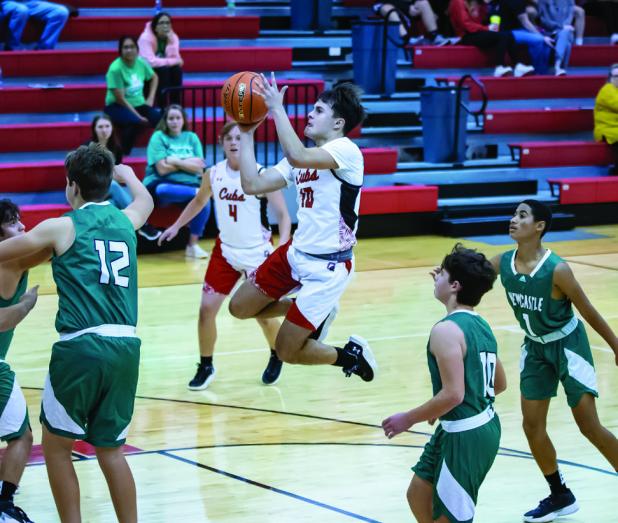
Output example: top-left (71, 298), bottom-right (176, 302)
top-left (219, 120), bottom-right (239, 141)
top-left (65, 143), bottom-right (114, 201)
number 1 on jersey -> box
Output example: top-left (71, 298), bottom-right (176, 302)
top-left (228, 204), bottom-right (238, 222)
top-left (480, 351), bottom-right (497, 398)
top-left (94, 239), bottom-right (130, 288)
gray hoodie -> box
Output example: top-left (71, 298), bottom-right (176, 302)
top-left (538, 0), bottom-right (574, 33)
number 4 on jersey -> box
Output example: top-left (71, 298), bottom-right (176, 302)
top-left (95, 239), bottom-right (130, 288)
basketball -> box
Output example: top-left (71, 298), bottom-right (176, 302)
top-left (221, 71), bottom-right (268, 125)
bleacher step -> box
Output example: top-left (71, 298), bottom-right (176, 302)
top-left (439, 212), bottom-right (575, 236)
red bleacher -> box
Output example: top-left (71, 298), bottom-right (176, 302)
top-left (548, 177), bottom-right (618, 204)
top-left (411, 45), bottom-right (618, 69)
top-left (510, 141), bottom-right (613, 168)
top-left (0, 79), bottom-right (325, 114)
top-left (0, 148), bottom-right (396, 193)
top-left (359, 185), bottom-right (438, 215)
top-left (484, 108), bottom-right (593, 134)
top-left (0, 47), bottom-right (292, 77)
top-left (437, 75), bottom-right (605, 101)
top-left (22, 16), bottom-right (259, 41)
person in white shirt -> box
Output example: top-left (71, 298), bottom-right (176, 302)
top-left (159, 121), bottom-right (291, 389)
top-left (229, 75), bottom-right (377, 382)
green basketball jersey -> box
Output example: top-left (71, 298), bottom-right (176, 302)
top-left (52, 202), bottom-right (138, 333)
top-left (499, 249), bottom-right (573, 338)
top-left (0, 272), bottom-right (27, 360)
top-left (428, 310), bottom-right (498, 421)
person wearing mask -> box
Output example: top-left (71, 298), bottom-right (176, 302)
top-left (104, 35), bottom-right (162, 155)
top-left (138, 11), bottom-right (183, 106)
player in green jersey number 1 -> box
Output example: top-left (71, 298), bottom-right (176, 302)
top-left (383, 244), bottom-right (507, 523)
top-left (0, 200), bottom-right (49, 523)
top-left (0, 144), bottom-right (153, 523)
top-left (491, 199), bottom-right (618, 523)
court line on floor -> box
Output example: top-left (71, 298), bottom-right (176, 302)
top-left (159, 450), bottom-right (382, 523)
top-left (564, 258), bottom-right (618, 272)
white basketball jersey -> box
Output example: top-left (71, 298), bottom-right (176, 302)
top-left (210, 160), bottom-right (271, 249)
top-left (273, 137), bottom-right (364, 254)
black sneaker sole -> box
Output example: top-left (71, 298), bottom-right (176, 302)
top-left (350, 335), bottom-right (378, 382)
top-left (187, 368), bottom-right (216, 391)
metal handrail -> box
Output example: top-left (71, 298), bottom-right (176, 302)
top-left (452, 74), bottom-right (488, 165)
top-left (161, 82), bottom-right (319, 167)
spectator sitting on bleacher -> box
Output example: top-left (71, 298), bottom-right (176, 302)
top-left (527, 0), bottom-right (585, 46)
top-left (138, 11), bottom-right (183, 107)
top-left (142, 104), bottom-right (211, 258)
top-left (499, 0), bottom-right (551, 74)
top-left (0, 0), bottom-right (68, 50)
top-left (593, 63), bottom-right (618, 174)
top-left (372, 1), bottom-right (448, 44)
top-left (536, 0), bottom-right (575, 76)
top-left (104, 36), bottom-right (162, 156)
top-left (87, 114), bottom-right (162, 240)
top-left (449, 0), bottom-right (533, 77)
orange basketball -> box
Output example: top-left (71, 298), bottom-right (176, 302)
top-left (221, 71), bottom-right (267, 125)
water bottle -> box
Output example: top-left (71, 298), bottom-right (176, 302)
top-left (154, 0), bottom-right (162, 14)
top-left (226, 0), bottom-right (235, 16)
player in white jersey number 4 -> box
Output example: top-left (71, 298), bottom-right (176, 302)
top-left (228, 74), bottom-right (378, 382)
top-left (158, 121), bottom-right (292, 389)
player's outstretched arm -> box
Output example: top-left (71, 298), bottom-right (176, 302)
top-left (238, 127), bottom-right (287, 195)
top-left (114, 164), bottom-right (154, 230)
top-left (159, 171), bottom-right (213, 245)
top-left (256, 72), bottom-right (339, 170)
top-left (382, 321), bottom-right (465, 438)
top-left (554, 262), bottom-right (618, 361)
top-left (0, 285), bottom-right (38, 332)
top-left (0, 218), bottom-right (70, 263)
top-left (265, 190), bottom-right (291, 245)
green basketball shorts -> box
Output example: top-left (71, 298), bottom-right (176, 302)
top-left (412, 415), bottom-right (501, 523)
top-left (520, 321), bottom-right (597, 408)
top-left (40, 333), bottom-right (140, 447)
top-left (0, 362), bottom-right (29, 442)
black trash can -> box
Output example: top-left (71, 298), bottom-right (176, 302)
top-left (421, 86), bottom-right (469, 163)
top-left (290, 0), bottom-right (332, 31)
top-left (352, 19), bottom-right (398, 96)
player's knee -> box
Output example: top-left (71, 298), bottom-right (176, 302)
top-left (575, 416), bottom-right (603, 442)
top-left (199, 302), bottom-right (218, 321)
top-left (228, 297), bottom-right (252, 319)
top-left (274, 343), bottom-right (298, 364)
top-left (522, 417), bottom-right (545, 437)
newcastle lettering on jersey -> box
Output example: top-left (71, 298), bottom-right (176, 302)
top-left (507, 292), bottom-right (544, 312)
top-left (219, 188), bottom-right (246, 202)
top-left (296, 169), bottom-right (319, 184)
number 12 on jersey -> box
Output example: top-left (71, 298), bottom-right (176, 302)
top-left (95, 239), bottom-right (130, 288)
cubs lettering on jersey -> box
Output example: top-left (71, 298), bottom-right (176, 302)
top-left (210, 160), bottom-right (270, 249)
top-left (273, 137), bottom-right (364, 255)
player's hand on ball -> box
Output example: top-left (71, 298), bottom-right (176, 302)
top-left (382, 412), bottom-right (413, 439)
top-left (20, 285), bottom-right (39, 312)
top-left (158, 226), bottom-right (179, 246)
top-left (237, 118), bottom-right (266, 135)
top-left (256, 72), bottom-right (288, 111)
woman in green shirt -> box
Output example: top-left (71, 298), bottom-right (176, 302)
top-left (104, 36), bottom-right (162, 155)
top-left (143, 105), bottom-right (211, 258)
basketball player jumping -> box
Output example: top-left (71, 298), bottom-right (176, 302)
top-left (158, 121), bottom-right (292, 389)
top-left (491, 199), bottom-right (618, 523)
top-left (228, 74), bottom-right (378, 382)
